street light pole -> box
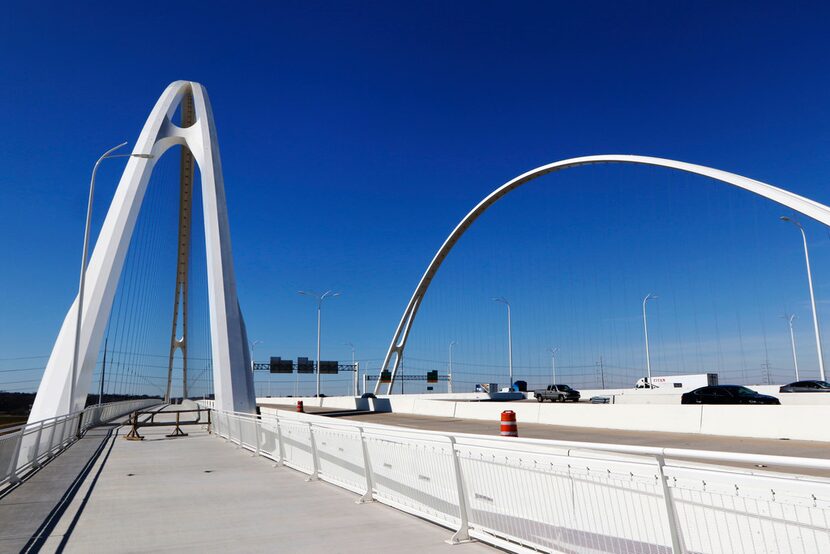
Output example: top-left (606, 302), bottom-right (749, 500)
top-left (492, 297), bottom-right (513, 387)
top-left (782, 313), bottom-right (799, 381)
top-left (547, 347), bottom-right (559, 385)
top-left (780, 217), bottom-right (825, 381)
top-left (345, 342), bottom-right (356, 396)
top-left (250, 340), bottom-right (261, 397)
top-left (448, 341), bottom-right (457, 394)
top-left (70, 142), bottom-right (153, 417)
top-left (642, 293), bottom-right (658, 389)
top-left (299, 290), bottom-right (340, 397)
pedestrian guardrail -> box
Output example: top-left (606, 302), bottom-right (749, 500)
top-left (202, 403), bottom-right (830, 554)
top-left (1, 398), bottom-right (160, 490)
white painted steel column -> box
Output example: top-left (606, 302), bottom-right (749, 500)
top-left (274, 415), bottom-right (285, 467)
top-left (275, 416), bottom-right (285, 467)
top-left (656, 455), bottom-right (686, 554)
top-left (253, 417), bottom-right (261, 457)
top-left (307, 423), bottom-right (320, 481)
top-left (30, 421), bottom-right (45, 469)
top-left (447, 437), bottom-right (471, 544)
top-left (356, 427), bottom-right (375, 504)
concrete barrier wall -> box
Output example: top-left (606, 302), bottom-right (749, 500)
top-left (370, 398), bottom-right (826, 442)
top-left (698, 406), bottom-right (830, 441)
top-left (569, 385), bottom-right (830, 406)
top-left (257, 393), bottom-right (830, 441)
top-left (256, 396), bottom-right (359, 410)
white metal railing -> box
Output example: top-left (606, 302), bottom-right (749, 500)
top-left (0, 398), bottom-right (159, 490)
top-left (202, 404), bottom-right (830, 554)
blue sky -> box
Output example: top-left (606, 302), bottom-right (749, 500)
top-left (2, 1), bottom-right (830, 395)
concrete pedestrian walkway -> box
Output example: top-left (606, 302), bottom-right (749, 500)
top-left (3, 407), bottom-right (491, 553)
top-left (0, 421), bottom-right (120, 553)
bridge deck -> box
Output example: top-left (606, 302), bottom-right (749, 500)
top-left (1, 407), bottom-right (491, 553)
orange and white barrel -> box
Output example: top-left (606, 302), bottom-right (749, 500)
top-left (500, 410), bottom-right (518, 437)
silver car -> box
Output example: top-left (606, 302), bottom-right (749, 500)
top-left (779, 380), bottom-right (830, 393)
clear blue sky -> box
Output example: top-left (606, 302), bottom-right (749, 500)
top-left (2, 1), bottom-right (830, 395)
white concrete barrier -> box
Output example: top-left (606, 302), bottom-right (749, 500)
top-left (257, 392), bottom-right (830, 442)
top-left (699, 405), bottom-right (830, 441)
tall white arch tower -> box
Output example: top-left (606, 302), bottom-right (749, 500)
top-left (29, 81), bottom-right (256, 421)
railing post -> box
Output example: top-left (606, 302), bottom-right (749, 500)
top-left (355, 427), bottom-right (375, 504)
top-left (31, 421), bottom-right (45, 469)
top-left (253, 417), bottom-right (261, 457)
top-left (656, 455), bottom-right (686, 554)
top-left (44, 418), bottom-right (57, 458)
top-left (446, 436), bottom-right (471, 544)
top-left (213, 410), bottom-right (222, 439)
top-left (306, 422), bottom-right (319, 481)
top-left (236, 415), bottom-right (243, 449)
top-left (274, 416), bottom-right (285, 467)
top-left (6, 426), bottom-right (26, 485)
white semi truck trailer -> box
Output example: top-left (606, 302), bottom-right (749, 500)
top-left (635, 373), bottom-right (718, 390)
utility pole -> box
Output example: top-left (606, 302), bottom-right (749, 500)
top-left (596, 355), bottom-right (605, 389)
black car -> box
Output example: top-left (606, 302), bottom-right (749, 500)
top-left (680, 385), bottom-right (780, 405)
top-left (779, 380), bottom-right (830, 393)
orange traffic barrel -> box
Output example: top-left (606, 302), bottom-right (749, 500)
top-left (500, 410), bottom-right (518, 437)
top-left (297, 400), bottom-right (304, 413)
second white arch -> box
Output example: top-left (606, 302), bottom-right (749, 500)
top-left (375, 154), bottom-right (830, 394)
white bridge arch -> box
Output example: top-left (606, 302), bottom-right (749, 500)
top-left (30, 81), bottom-right (256, 421)
top-left (376, 154), bottom-right (830, 394)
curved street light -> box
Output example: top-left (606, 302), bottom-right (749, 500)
top-left (492, 297), bottom-right (513, 387)
top-left (448, 341), bottom-right (457, 394)
top-left (72, 143), bottom-right (154, 420)
top-left (547, 347), bottom-right (560, 385)
top-left (298, 290), bottom-right (340, 397)
top-left (642, 293), bottom-right (658, 389)
top-left (780, 216), bottom-right (825, 381)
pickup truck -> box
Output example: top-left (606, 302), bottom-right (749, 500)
top-left (534, 384), bottom-right (580, 402)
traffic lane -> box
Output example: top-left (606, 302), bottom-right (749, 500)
top-left (333, 411), bottom-right (830, 477)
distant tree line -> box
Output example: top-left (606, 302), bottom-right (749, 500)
top-left (0, 391), bottom-right (161, 416)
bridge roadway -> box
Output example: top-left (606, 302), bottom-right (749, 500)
top-left (0, 406), bottom-right (491, 553)
top-left (324, 409), bottom-right (830, 477)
